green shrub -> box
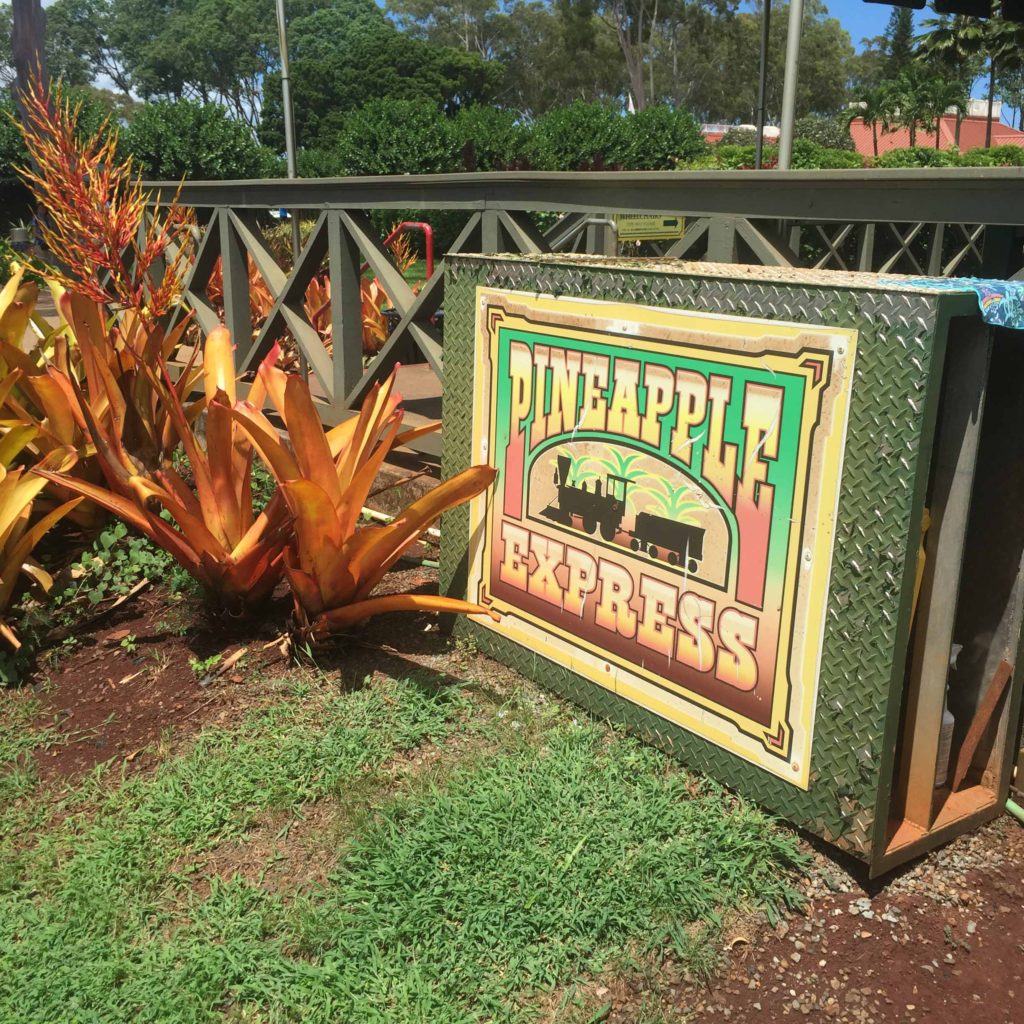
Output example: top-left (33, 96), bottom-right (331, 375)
top-left (709, 143), bottom-right (761, 169)
top-left (524, 101), bottom-right (628, 171)
top-left (795, 114), bottom-right (855, 152)
top-left (680, 139), bottom-right (862, 171)
top-left (619, 104), bottom-right (708, 170)
top-left (959, 145), bottom-right (1024, 167)
top-left (123, 100), bottom-right (281, 181)
top-left (296, 147), bottom-right (344, 178)
top-left (719, 126), bottom-right (759, 146)
top-left (0, 96), bottom-right (32, 228)
top-left (676, 152), bottom-right (724, 170)
top-left (790, 139), bottom-right (864, 169)
top-left (334, 98), bottom-right (457, 176)
top-left (874, 146), bottom-right (960, 168)
top-left (451, 105), bottom-right (528, 170)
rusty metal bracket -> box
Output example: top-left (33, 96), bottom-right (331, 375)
top-left (953, 660), bottom-right (1014, 791)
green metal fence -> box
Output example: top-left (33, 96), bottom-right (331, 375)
top-left (150, 169), bottom-right (1024, 428)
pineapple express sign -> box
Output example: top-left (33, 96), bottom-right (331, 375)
top-left (464, 290), bottom-right (856, 786)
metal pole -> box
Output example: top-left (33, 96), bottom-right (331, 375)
top-left (275, 0), bottom-right (307, 378)
top-left (754, 0), bottom-right (772, 170)
top-left (776, 0), bottom-right (803, 171)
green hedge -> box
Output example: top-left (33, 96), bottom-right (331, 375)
top-left (794, 114), bottom-right (856, 152)
top-left (873, 146), bottom-right (961, 168)
top-left (451, 105), bottom-right (529, 171)
top-left (308, 97), bottom-right (708, 175)
top-left (123, 100), bottom-right (282, 181)
top-left (523, 101), bottom-right (629, 171)
top-left (958, 145), bottom-right (1024, 167)
top-left (334, 98), bottom-right (458, 176)
top-left (616, 104), bottom-right (708, 170)
top-left (681, 139), bottom-right (864, 170)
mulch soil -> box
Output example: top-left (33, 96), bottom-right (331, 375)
top-left (27, 560), bottom-right (448, 785)
top-left (29, 589), bottom-right (281, 783)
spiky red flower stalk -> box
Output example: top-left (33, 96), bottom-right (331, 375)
top-left (13, 74), bottom-right (193, 325)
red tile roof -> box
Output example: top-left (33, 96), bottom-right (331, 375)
top-left (848, 114), bottom-right (1024, 156)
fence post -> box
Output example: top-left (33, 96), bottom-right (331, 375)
top-left (327, 212), bottom-right (365, 404)
top-left (218, 209), bottom-right (250, 348)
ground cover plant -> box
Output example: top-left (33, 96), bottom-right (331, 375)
top-left (0, 662), bottom-right (805, 1023)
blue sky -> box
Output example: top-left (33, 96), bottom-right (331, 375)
top-left (737, 0), bottom-right (912, 52)
top-left (823, 0), bottom-right (904, 50)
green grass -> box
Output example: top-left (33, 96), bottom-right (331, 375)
top-left (0, 671), bottom-right (804, 1023)
top-left (0, 689), bottom-right (60, 804)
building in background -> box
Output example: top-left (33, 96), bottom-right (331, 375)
top-left (848, 101), bottom-right (1024, 156)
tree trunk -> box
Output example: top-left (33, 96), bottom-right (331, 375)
top-left (648, 0), bottom-right (658, 108)
top-left (986, 57), bottom-right (996, 148)
top-left (872, 122), bottom-right (878, 157)
top-left (610, 2), bottom-right (648, 111)
top-left (10, 0), bottom-right (48, 123)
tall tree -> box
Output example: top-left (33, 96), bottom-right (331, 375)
top-left (915, 14), bottom-right (983, 145)
top-left (600, 0), bottom-right (659, 110)
top-left (259, 0), bottom-right (502, 151)
top-left (107, 0), bottom-right (285, 128)
top-left (386, 0), bottom-right (511, 60)
top-left (883, 7), bottom-right (915, 78)
top-left (997, 63), bottom-right (1024, 129)
top-left (850, 84), bottom-right (895, 156)
top-left (707, 0), bottom-right (853, 124)
top-left (916, 14), bottom-right (1023, 146)
top-left (852, 7), bottom-right (916, 93)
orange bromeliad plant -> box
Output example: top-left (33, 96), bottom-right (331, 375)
top-left (228, 358), bottom-right (497, 639)
top-left (36, 328), bottom-right (292, 613)
top-left (2, 293), bottom-right (199, 473)
top-left (0, 377), bottom-right (82, 648)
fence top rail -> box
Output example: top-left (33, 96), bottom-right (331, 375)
top-left (145, 168), bottom-right (1024, 226)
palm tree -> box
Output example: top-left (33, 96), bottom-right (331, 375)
top-left (914, 12), bottom-right (1024, 148)
top-left (849, 85), bottom-right (895, 157)
top-left (921, 77), bottom-right (967, 149)
top-left (986, 20), bottom-right (1024, 144)
top-left (915, 13), bottom-right (984, 147)
top-left (890, 66), bottom-right (934, 147)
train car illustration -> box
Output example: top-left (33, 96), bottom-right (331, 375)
top-left (629, 512), bottom-right (704, 573)
top-left (546, 454), bottom-right (630, 541)
top-left (541, 452), bottom-right (707, 573)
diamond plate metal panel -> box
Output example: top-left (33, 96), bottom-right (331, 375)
top-left (440, 255), bottom-right (960, 862)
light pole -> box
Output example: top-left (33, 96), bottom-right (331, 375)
top-left (777, 0), bottom-right (803, 171)
top-left (274, 0), bottom-right (306, 376)
top-left (754, 0), bottom-right (771, 170)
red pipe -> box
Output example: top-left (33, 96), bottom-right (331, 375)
top-left (362, 220), bottom-right (435, 280)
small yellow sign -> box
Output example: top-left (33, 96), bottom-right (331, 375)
top-left (616, 214), bottom-right (685, 242)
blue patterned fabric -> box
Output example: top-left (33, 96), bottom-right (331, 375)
top-left (883, 277), bottom-right (1024, 331)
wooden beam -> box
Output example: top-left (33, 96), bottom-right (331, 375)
top-left (898, 320), bottom-right (992, 830)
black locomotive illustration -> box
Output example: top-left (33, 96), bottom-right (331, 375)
top-left (541, 454), bottom-right (705, 573)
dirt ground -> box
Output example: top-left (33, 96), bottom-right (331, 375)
top-left (27, 561), bottom-right (449, 785)
top-left (17, 572), bottom-right (1024, 1024)
top-left (685, 820), bottom-right (1024, 1024)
